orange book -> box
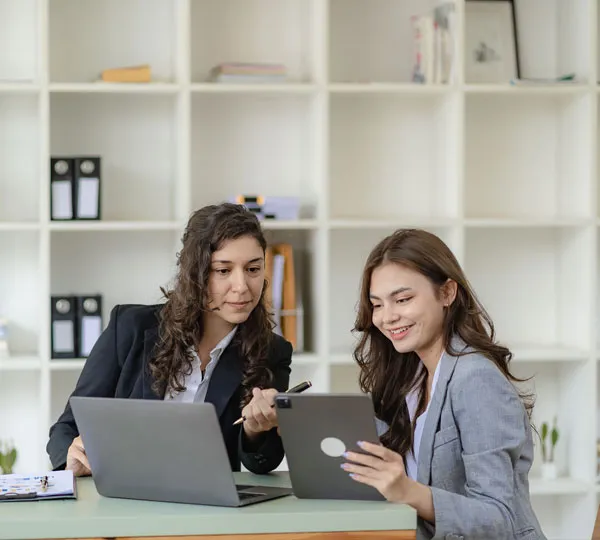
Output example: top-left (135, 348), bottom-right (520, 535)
top-left (101, 64), bottom-right (151, 83)
top-left (273, 243), bottom-right (297, 349)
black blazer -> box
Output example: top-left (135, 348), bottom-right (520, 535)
top-left (47, 303), bottom-right (293, 475)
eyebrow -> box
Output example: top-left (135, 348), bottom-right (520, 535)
top-left (369, 287), bottom-right (412, 300)
top-left (212, 257), bottom-right (264, 264)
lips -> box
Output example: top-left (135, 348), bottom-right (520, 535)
top-left (387, 324), bottom-right (415, 341)
top-left (389, 325), bottom-right (413, 334)
top-left (228, 301), bottom-right (250, 308)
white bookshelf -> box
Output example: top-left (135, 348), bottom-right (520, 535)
top-left (0, 0), bottom-right (599, 538)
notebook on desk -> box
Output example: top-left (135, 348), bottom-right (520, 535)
top-left (0, 470), bottom-right (77, 502)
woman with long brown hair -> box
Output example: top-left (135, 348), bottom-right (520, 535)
top-left (341, 229), bottom-right (546, 540)
top-left (48, 203), bottom-right (293, 477)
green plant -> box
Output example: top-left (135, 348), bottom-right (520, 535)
top-left (550, 416), bottom-right (559, 462)
top-left (541, 417), bottom-right (559, 463)
top-left (541, 422), bottom-right (548, 462)
top-left (0, 440), bottom-right (17, 474)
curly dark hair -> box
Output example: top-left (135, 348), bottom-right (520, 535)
top-left (353, 228), bottom-right (534, 457)
top-left (149, 203), bottom-right (275, 409)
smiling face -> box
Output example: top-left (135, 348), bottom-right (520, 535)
top-left (369, 262), bottom-right (456, 361)
top-left (205, 235), bottom-right (265, 329)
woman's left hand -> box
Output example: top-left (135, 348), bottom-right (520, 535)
top-left (342, 441), bottom-right (410, 503)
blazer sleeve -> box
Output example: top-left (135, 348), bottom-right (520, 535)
top-left (429, 364), bottom-right (530, 539)
top-left (46, 305), bottom-right (124, 470)
top-left (238, 337), bottom-right (293, 474)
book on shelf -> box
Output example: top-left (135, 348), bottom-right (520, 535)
top-left (265, 243), bottom-right (304, 352)
top-left (208, 62), bottom-right (287, 84)
top-left (411, 2), bottom-right (456, 85)
top-left (100, 64), bottom-right (152, 83)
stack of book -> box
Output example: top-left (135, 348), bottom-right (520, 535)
top-left (208, 62), bottom-right (287, 84)
top-left (411, 2), bottom-right (456, 85)
top-left (265, 243), bottom-right (304, 352)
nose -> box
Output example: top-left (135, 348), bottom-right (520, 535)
top-left (230, 268), bottom-right (249, 293)
top-left (381, 303), bottom-right (399, 326)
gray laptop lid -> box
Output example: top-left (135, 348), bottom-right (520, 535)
top-left (275, 393), bottom-right (385, 501)
top-left (69, 396), bottom-right (290, 506)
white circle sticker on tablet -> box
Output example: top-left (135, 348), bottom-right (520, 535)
top-left (320, 437), bottom-right (346, 457)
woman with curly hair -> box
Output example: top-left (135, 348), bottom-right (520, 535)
top-left (341, 229), bottom-right (546, 540)
top-left (47, 203), bottom-right (293, 477)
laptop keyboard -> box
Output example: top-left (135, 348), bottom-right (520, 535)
top-left (238, 492), bottom-right (260, 500)
top-left (235, 485), bottom-right (266, 500)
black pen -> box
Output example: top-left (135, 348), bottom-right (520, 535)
top-left (232, 380), bottom-right (312, 425)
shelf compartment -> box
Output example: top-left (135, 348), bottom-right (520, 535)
top-left (50, 230), bottom-right (180, 331)
top-left (0, 371), bottom-right (43, 472)
top-left (50, 93), bottom-right (180, 222)
top-left (0, 0), bottom-right (37, 84)
top-left (328, 227), bottom-right (457, 357)
top-left (465, 93), bottom-right (594, 220)
top-left (190, 0), bottom-right (314, 84)
top-left (330, 93), bottom-right (460, 221)
top-left (0, 231), bottom-right (40, 358)
top-left (329, 0), bottom-right (450, 84)
top-left (512, 361), bottom-right (594, 491)
top-left (512, 360), bottom-right (595, 540)
top-left (0, 95), bottom-right (40, 222)
top-left (262, 229), bottom-right (320, 356)
top-left (191, 93), bottom-right (317, 218)
top-left (465, 226), bottom-right (593, 353)
top-left (465, 0), bottom-right (591, 85)
top-left (49, 0), bottom-right (177, 84)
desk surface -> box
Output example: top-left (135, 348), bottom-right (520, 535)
top-left (0, 472), bottom-right (416, 540)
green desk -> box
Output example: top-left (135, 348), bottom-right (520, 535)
top-left (0, 472), bottom-right (416, 540)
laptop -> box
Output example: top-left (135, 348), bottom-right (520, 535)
top-left (275, 393), bottom-right (386, 501)
top-left (69, 396), bottom-right (292, 507)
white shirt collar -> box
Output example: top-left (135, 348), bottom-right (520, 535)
top-left (406, 350), bottom-right (444, 422)
top-left (211, 325), bottom-right (238, 357)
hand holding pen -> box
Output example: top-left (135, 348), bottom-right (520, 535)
top-left (233, 380), bottom-right (312, 431)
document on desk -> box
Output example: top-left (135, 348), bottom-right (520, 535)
top-left (0, 471), bottom-right (77, 502)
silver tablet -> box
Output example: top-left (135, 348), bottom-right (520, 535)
top-left (275, 393), bottom-right (386, 501)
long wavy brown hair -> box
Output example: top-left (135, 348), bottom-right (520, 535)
top-left (353, 228), bottom-right (534, 456)
top-left (149, 203), bottom-right (275, 408)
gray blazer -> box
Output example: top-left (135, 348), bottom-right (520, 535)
top-left (377, 339), bottom-right (546, 540)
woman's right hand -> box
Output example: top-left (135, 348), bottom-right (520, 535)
top-left (66, 436), bottom-right (92, 477)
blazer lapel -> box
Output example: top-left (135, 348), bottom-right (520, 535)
top-left (204, 345), bottom-right (243, 419)
top-left (142, 327), bottom-right (163, 400)
top-left (416, 338), bottom-right (464, 485)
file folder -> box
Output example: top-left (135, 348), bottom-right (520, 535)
top-left (51, 296), bottom-right (77, 359)
top-left (74, 157), bottom-right (101, 220)
top-left (76, 295), bottom-right (102, 357)
top-left (50, 158), bottom-right (74, 221)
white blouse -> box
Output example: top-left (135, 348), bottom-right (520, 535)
top-left (404, 355), bottom-right (442, 481)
